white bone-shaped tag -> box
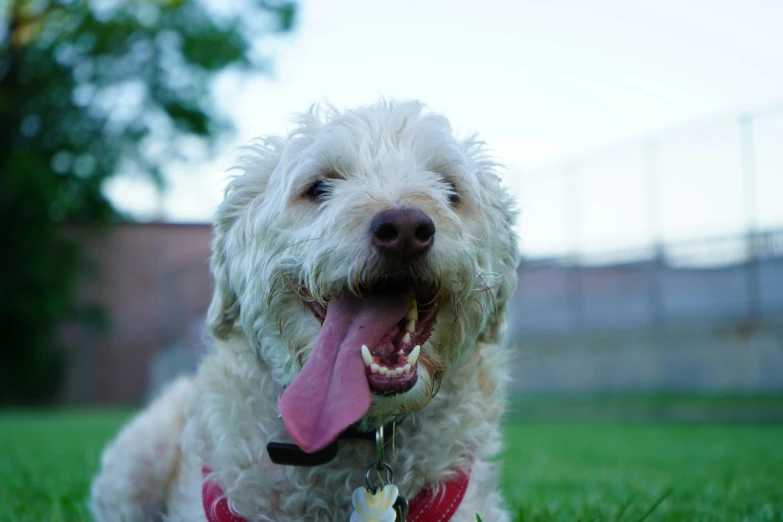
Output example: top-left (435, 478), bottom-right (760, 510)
top-left (350, 484), bottom-right (399, 522)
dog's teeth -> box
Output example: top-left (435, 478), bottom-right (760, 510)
top-left (370, 363), bottom-right (380, 374)
top-left (395, 367), bottom-right (404, 376)
top-left (398, 349), bottom-right (405, 355)
top-left (402, 332), bottom-right (411, 344)
top-left (406, 298), bottom-right (418, 322)
top-left (407, 345), bottom-right (420, 366)
top-left (361, 345), bottom-right (373, 366)
top-left (403, 364), bottom-right (411, 373)
top-left (379, 367), bottom-right (388, 375)
top-left (406, 319), bottom-right (415, 333)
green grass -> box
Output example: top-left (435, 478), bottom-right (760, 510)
top-left (501, 423), bottom-right (783, 521)
top-left (1, 412), bottom-right (782, 521)
top-left (0, 411), bottom-right (131, 522)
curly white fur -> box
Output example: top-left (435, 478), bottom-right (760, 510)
top-left (90, 100), bottom-right (520, 522)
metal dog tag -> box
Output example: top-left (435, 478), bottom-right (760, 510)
top-left (351, 422), bottom-right (408, 521)
top-left (350, 479), bottom-right (399, 522)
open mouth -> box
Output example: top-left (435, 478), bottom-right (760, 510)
top-left (279, 278), bottom-right (440, 453)
top-left (306, 282), bottom-right (439, 396)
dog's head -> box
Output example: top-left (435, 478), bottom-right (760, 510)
top-left (208, 101), bottom-right (518, 452)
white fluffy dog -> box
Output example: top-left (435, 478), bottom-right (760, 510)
top-left (90, 101), bottom-right (520, 522)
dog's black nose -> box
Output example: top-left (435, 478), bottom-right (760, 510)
top-left (371, 208), bottom-right (435, 259)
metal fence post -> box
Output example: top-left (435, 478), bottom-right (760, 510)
top-left (566, 165), bottom-right (583, 330)
top-left (644, 141), bottom-right (665, 325)
top-left (740, 115), bottom-right (761, 319)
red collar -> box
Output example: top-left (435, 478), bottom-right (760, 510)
top-left (202, 467), bottom-right (470, 522)
top-left (406, 471), bottom-right (471, 522)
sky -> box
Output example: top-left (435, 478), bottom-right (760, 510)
top-left (105, 0), bottom-right (783, 258)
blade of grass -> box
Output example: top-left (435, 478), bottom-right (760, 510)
top-left (637, 489), bottom-right (672, 522)
top-left (614, 493), bottom-right (636, 521)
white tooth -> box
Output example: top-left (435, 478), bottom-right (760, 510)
top-left (370, 363), bottom-right (380, 374)
top-left (395, 367), bottom-right (404, 376)
top-left (361, 345), bottom-right (373, 366)
top-left (407, 345), bottom-right (420, 366)
top-left (398, 349), bottom-right (405, 355)
top-left (402, 332), bottom-right (411, 344)
top-left (406, 319), bottom-right (415, 333)
top-left (406, 299), bottom-right (418, 321)
top-left (379, 367), bottom-right (388, 375)
top-left (403, 364), bottom-right (411, 373)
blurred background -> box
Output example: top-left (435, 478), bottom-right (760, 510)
top-left (2, 0), bottom-right (782, 421)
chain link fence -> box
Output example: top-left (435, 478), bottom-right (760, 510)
top-left (511, 102), bottom-right (783, 339)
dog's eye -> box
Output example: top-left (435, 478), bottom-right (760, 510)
top-left (441, 179), bottom-right (460, 205)
top-left (305, 180), bottom-right (331, 202)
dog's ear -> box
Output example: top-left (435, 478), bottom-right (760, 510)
top-left (206, 138), bottom-right (285, 340)
top-left (207, 216), bottom-right (241, 341)
top-left (463, 139), bottom-right (521, 344)
top-left (207, 106), bottom-right (334, 340)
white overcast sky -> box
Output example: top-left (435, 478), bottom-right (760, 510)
top-left (106, 0), bottom-right (783, 258)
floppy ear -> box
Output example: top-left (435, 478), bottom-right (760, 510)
top-left (206, 138), bottom-right (285, 340)
top-left (479, 219), bottom-right (519, 344)
top-left (207, 105), bottom-right (333, 340)
top-left (207, 216), bottom-right (241, 341)
top-left (463, 139), bottom-right (520, 344)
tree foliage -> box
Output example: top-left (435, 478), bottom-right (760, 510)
top-left (0, 0), bottom-right (295, 404)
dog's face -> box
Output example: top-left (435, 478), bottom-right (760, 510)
top-left (208, 101), bottom-right (518, 452)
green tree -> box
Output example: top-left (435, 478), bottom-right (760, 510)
top-left (0, 0), bottom-right (295, 404)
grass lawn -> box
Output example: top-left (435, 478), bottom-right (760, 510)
top-left (502, 423), bottom-right (783, 521)
top-left (1, 411), bottom-right (782, 521)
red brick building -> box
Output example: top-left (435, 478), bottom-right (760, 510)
top-left (62, 223), bottom-right (213, 404)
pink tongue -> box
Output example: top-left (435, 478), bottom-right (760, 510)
top-left (278, 292), bottom-right (410, 453)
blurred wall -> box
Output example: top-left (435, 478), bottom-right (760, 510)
top-left (61, 223), bottom-right (213, 404)
top-left (510, 321), bottom-right (783, 394)
top-left (509, 234), bottom-right (783, 394)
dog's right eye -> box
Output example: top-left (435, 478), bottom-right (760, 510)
top-left (304, 180), bottom-right (331, 202)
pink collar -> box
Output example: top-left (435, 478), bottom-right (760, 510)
top-left (202, 467), bottom-right (470, 522)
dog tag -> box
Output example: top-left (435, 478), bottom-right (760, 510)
top-left (350, 484), bottom-right (399, 522)
top-left (393, 494), bottom-right (409, 521)
top-left (352, 424), bottom-right (407, 521)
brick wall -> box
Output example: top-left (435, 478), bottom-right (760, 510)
top-left (62, 223), bottom-right (213, 404)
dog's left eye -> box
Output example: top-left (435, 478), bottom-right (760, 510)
top-left (441, 179), bottom-right (460, 205)
top-left (304, 180), bottom-right (331, 202)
